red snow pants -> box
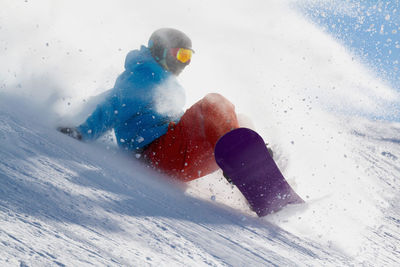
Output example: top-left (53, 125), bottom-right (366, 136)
top-left (143, 93), bottom-right (239, 182)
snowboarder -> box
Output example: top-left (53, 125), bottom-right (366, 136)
top-left (59, 28), bottom-right (240, 182)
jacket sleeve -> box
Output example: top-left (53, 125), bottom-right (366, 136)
top-left (77, 92), bottom-right (121, 140)
top-left (77, 70), bottom-right (157, 141)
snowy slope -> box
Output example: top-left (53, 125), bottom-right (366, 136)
top-left (1, 93), bottom-right (400, 266)
top-left (1, 0), bottom-right (400, 265)
top-left (0, 95), bottom-right (352, 266)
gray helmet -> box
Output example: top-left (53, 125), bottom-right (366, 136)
top-left (148, 28), bottom-right (193, 75)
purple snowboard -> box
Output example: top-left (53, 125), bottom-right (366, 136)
top-left (214, 128), bottom-right (304, 217)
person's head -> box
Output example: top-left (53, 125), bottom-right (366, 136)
top-left (148, 28), bottom-right (193, 76)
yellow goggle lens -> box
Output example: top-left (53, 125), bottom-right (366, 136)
top-left (176, 48), bottom-right (193, 63)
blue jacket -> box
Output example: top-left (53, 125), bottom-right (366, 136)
top-left (78, 46), bottom-right (185, 151)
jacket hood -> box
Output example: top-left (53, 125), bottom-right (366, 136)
top-left (124, 46), bottom-right (161, 72)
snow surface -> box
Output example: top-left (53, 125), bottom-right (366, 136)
top-left (1, 0), bottom-right (400, 265)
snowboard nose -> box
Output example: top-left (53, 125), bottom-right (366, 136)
top-left (215, 127), bottom-right (304, 216)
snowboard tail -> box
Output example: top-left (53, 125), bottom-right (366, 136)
top-left (215, 128), bottom-right (304, 217)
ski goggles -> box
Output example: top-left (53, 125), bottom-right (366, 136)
top-left (170, 48), bottom-right (193, 64)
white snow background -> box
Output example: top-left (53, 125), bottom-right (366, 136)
top-left (1, 0), bottom-right (400, 265)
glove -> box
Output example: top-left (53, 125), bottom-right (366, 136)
top-left (57, 127), bottom-right (82, 140)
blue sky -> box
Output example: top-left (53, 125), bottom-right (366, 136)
top-left (297, 0), bottom-right (400, 91)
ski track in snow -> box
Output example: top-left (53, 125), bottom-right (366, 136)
top-left (349, 121), bottom-right (400, 265)
top-left (0, 96), bottom-right (355, 266)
